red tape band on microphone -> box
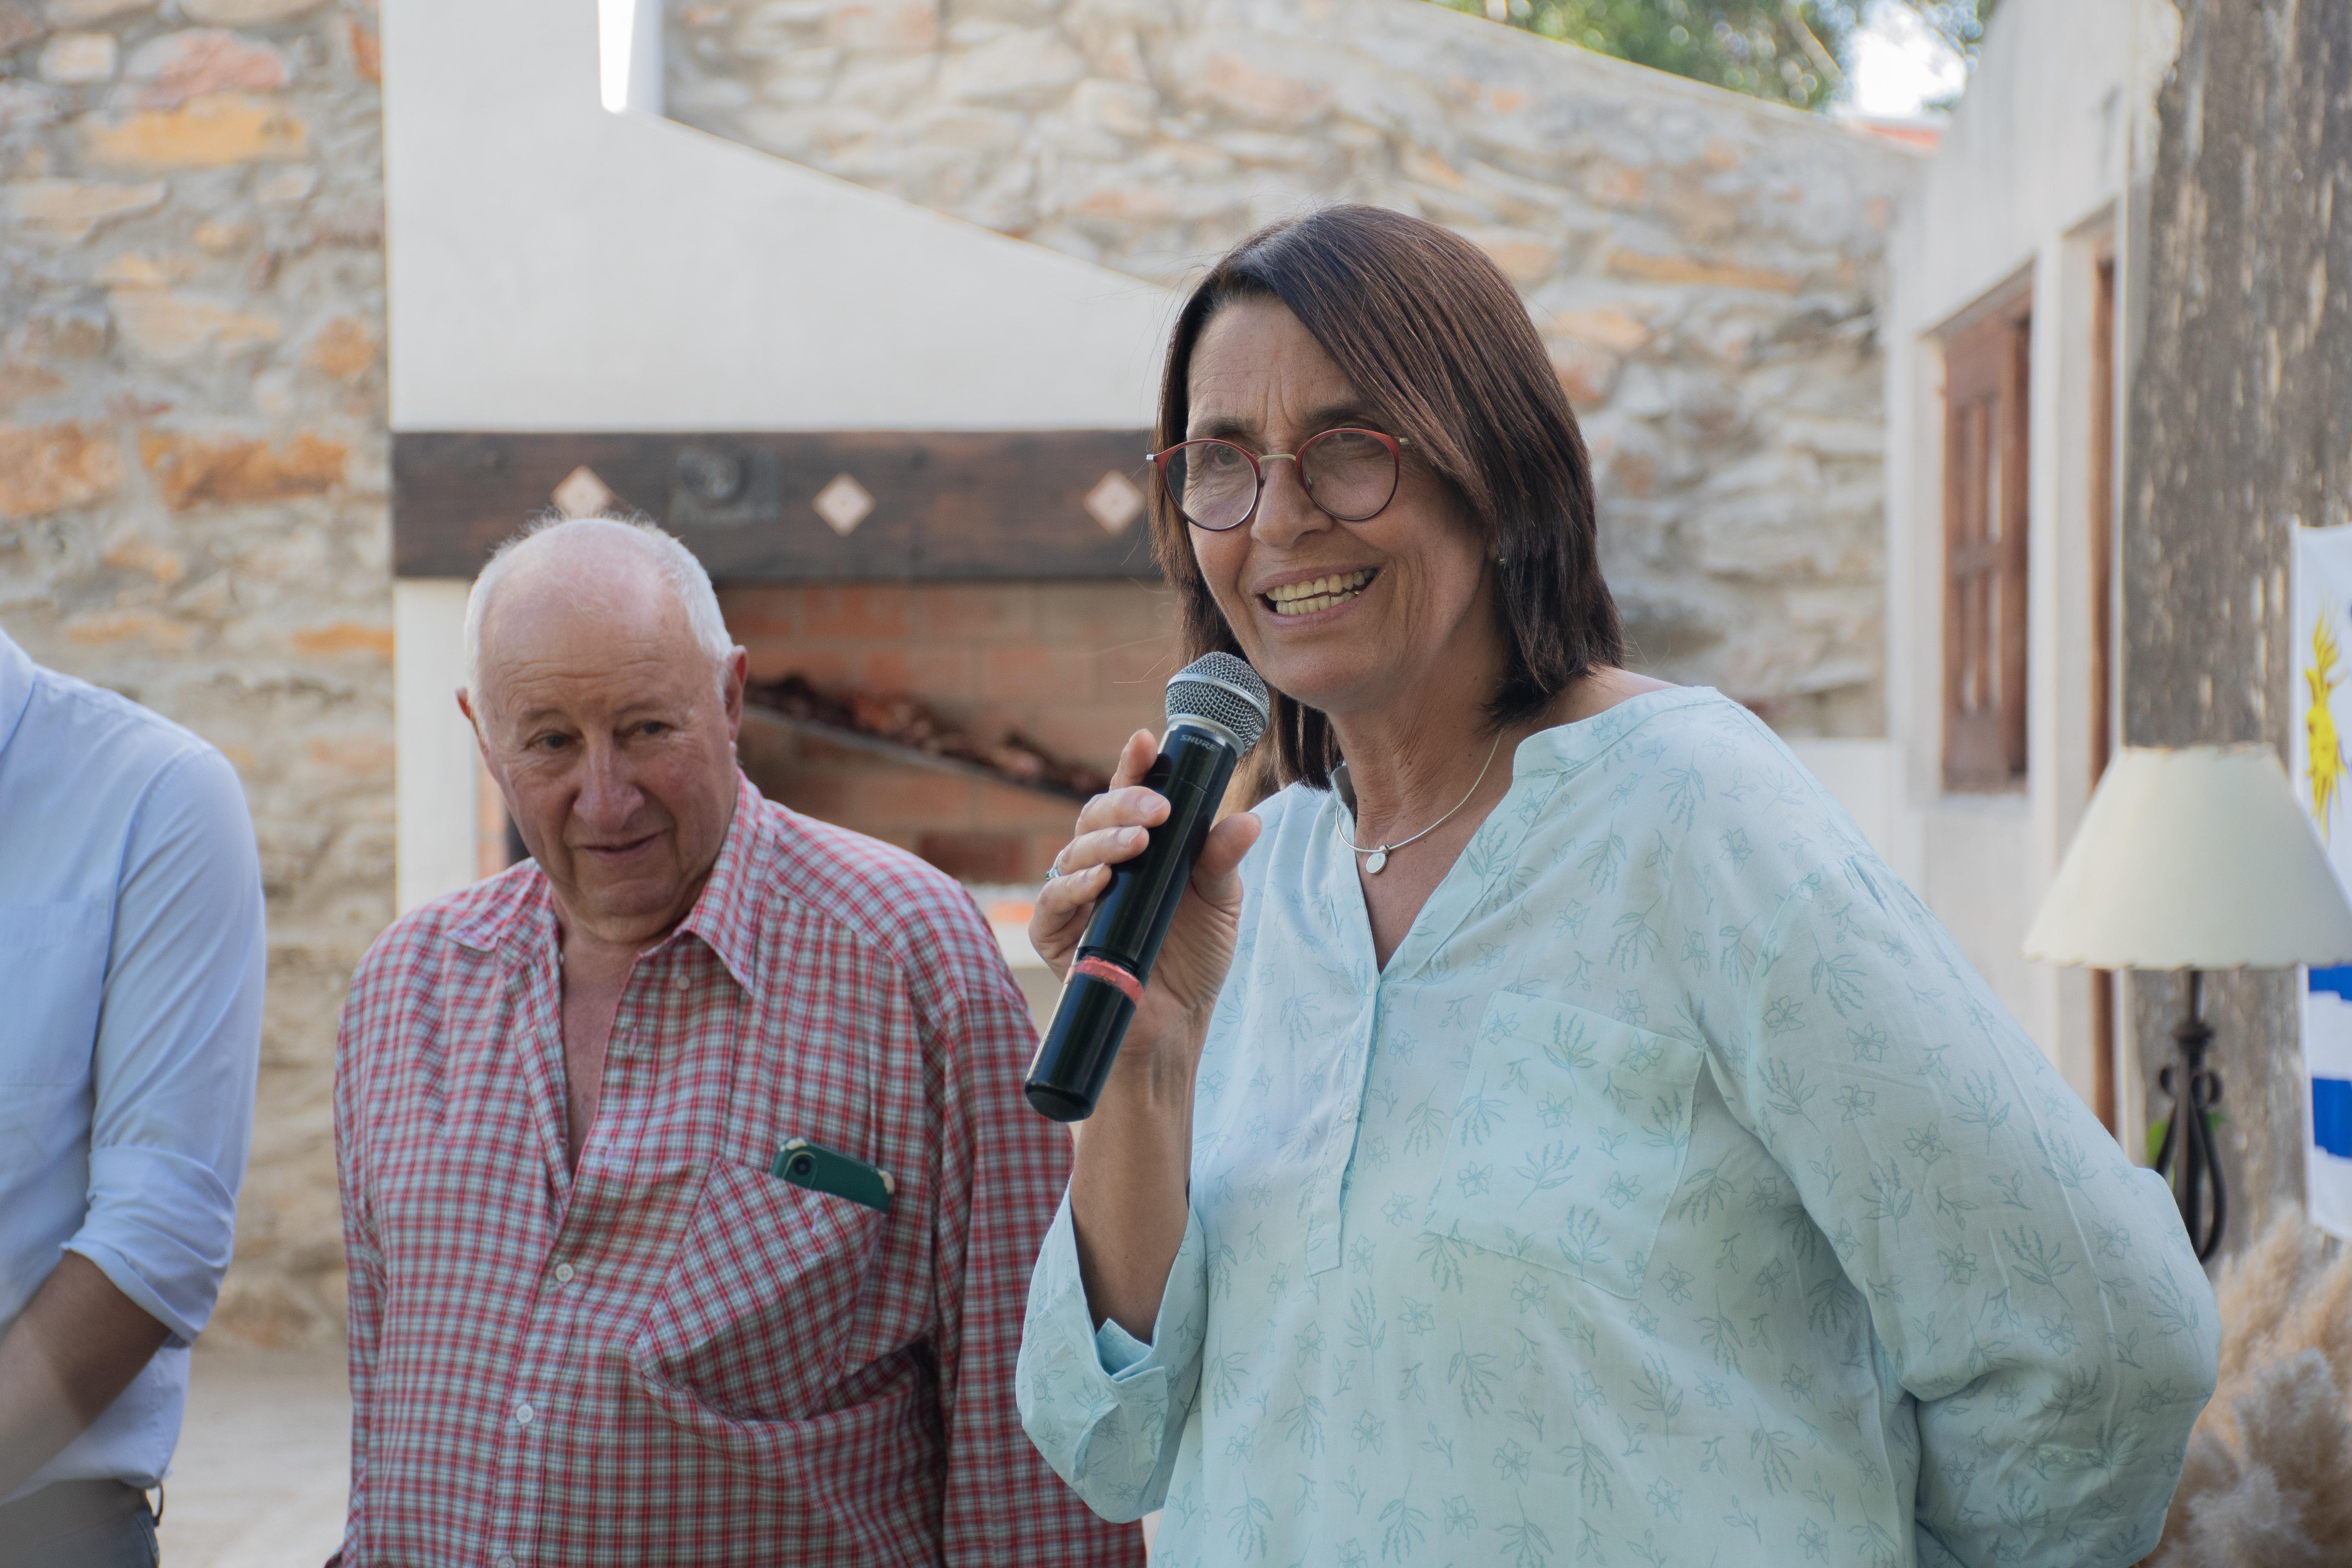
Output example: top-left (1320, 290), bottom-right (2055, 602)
top-left (1071, 957), bottom-right (1144, 1006)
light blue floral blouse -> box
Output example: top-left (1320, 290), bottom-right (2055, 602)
top-left (1018, 687), bottom-right (2217, 1567)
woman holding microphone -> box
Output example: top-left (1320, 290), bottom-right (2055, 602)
top-left (1017, 206), bottom-right (2213, 1566)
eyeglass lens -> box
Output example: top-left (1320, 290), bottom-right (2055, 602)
top-left (1162, 429), bottom-right (1399, 530)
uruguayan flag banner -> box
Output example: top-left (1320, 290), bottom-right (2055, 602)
top-left (2293, 526), bottom-right (2352, 1238)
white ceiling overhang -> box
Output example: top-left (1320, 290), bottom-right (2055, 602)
top-left (382, 0), bottom-right (1175, 432)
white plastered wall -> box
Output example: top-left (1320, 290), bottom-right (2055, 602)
top-left (1882, 0), bottom-right (2179, 1118)
top-left (382, 0), bottom-right (1174, 912)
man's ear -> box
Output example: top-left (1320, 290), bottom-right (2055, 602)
top-left (721, 648), bottom-right (748, 740)
top-left (457, 688), bottom-right (488, 754)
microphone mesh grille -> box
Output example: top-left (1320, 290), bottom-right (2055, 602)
top-left (1166, 653), bottom-right (1271, 751)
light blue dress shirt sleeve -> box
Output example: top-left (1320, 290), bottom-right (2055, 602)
top-left (1017, 1193), bottom-right (1209, 1520)
top-left (66, 745), bottom-right (265, 1346)
top-left (0, 629), bottom-right (265, 1497)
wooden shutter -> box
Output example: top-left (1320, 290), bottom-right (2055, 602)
top-left (1942, 300), bottom-right (2031, 791)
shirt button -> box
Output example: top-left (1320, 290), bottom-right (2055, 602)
top-left (553, 1263), bottom-right (575, 1284)
top-left (495, 1556), bottom-right (516, 1568)
top-left (514, 1402), bottom-right (535, 1426)
top-left (672, 972), bottom-right (691, 990)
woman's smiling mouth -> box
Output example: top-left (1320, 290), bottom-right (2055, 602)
top-left (1263, 569), bottom-right (1376, 618)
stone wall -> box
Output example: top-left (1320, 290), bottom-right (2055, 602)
top-left (722, 580), bottom-right (1182, 880)
top-left (667, 0), bottom-right (1922, 734)
top-left (0, 0), bottom-right (386, 1342)
top-left (2122, 0), bottom-right (2352, 1260)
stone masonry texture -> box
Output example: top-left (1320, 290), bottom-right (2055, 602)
top-left (1, 0), bottom-right (386, 1343)
top-left (667, 0), bottom-right (1923, 733)
top-left (2122, 0), bottom-right (2352, 1262)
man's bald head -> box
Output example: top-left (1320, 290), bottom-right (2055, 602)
top-left (456, 514), bottom-right (749, 946)
top-left (463, 515), bottom-right (733, 713)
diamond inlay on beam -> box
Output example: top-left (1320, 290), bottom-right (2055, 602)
top-left (812, 473), bottom-right (876, 536)
top-left (551, 465), bottom-right (616, 517)
top-left (1083, 469), bottom-right (1146, 536)
top-left (392, 430), bottom-right (1160, 581)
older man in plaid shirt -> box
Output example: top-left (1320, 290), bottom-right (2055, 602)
top-left (332, 517), bottom-right (1138, 1567)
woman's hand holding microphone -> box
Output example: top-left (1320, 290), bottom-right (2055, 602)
top-left (1030, 727), bottom-right (1261, 1338)
top-left (1031, 727), bottom-right (1263, 1089)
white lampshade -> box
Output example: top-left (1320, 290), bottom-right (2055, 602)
top-left (2023, 745), bottom-right (2352, 970)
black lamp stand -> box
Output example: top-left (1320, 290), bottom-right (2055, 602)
top-left (2151, 968), bottom-right (2226, 1261)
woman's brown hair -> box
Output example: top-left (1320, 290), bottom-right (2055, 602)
top-left (1151, 204), bottom-right (1623, 791)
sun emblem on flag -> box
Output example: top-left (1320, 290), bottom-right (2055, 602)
top-left (2308, 612), bottom-right (2349, 841)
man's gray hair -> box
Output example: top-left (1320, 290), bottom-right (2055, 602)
top-left (463, 514), bottom-right (735, 700)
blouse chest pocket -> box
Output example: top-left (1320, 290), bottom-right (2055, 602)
top-left (1423, 993), bottom-right (1704, 1300)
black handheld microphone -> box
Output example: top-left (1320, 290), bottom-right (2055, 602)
top-left (1023, 653), bottom-right (1271, 1122)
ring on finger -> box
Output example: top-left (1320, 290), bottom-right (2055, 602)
top-left (1044, 864), bottom-right (1062, 881)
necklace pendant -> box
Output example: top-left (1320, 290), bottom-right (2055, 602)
top-left (1364, 848), bottom-right (1388, 874)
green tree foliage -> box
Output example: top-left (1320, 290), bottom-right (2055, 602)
top-left (1426, 0), bottom-right (2000, 114)
top-left (1424, 0), bottom-right (1860, 110)
top-left (1901, 0), bottom-right (2001, 58)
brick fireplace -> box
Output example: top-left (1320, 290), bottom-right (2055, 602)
top-left (723, 580), bottom-right (1179, 884)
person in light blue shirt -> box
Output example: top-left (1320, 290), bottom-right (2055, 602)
top-left (1016, 207), bottom-right (2217, 1567)
top-left (0, 625), bottom-right (263, 1566)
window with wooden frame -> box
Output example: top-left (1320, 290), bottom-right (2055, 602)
top-left (1941, 294), bottom-right (2032, 792)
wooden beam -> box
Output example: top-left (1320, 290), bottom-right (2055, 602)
top-left (391, 430), bottom-right (1162, 581)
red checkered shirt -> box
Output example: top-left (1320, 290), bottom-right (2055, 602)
top-left (333, 774), bottom-right (1139, 1567)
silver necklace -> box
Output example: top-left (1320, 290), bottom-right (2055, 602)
top-left (1341, 731), bottom-right (1505, 874)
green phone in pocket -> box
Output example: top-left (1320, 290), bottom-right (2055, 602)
top-left (770, 1138), bottom-right (895, 1214)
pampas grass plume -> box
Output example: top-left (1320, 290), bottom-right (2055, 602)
top-left (2143, 1209), bottom-right (2352, 1565)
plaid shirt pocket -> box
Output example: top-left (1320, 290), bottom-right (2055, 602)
top-left (626, 1160), bottom-right (889, 1424)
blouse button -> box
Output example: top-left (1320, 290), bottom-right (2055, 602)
top-left (514, 1402), bottom-right (535, 1426)
top-left (554, 1263), bottom-right (575, 1284)
top-left (672, 972), bottom-right (691, 990)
